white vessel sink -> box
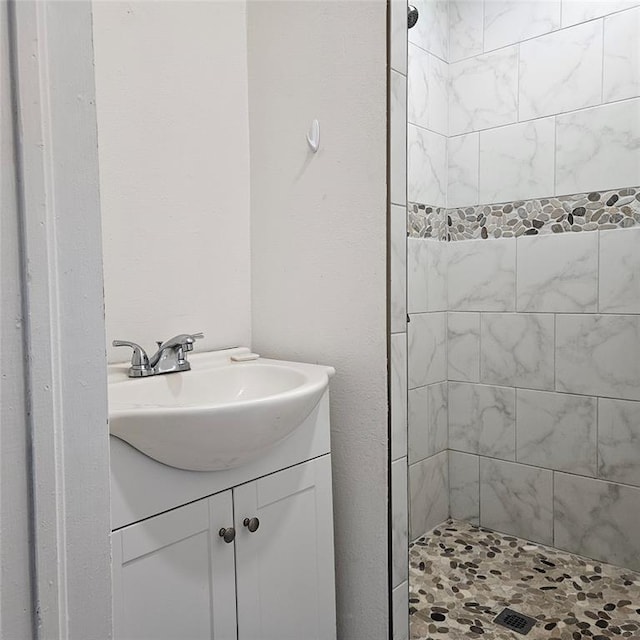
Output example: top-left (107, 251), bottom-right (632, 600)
top-left (108, 348), bottom-right (335, 471)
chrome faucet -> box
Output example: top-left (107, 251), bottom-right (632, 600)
top-left (113, 332), bottom-right (204, 378)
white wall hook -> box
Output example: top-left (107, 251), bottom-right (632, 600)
top-left (306, 119), bottom-right (320, 153)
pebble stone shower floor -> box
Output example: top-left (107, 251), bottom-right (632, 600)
top-left (409, 520), bottom-right (640, 640)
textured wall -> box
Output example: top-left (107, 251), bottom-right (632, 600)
top-left (0, 3), bottom-right (33, 636)
top-left (247, 3), bottom-right (389, 638)
top-left (93, 2), bottom-right (251, 362)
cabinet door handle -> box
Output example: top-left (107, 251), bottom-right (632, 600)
top-left (243, 517), bottom-right (260, 533)
top-left (218, 527), bottom-right (236, 543)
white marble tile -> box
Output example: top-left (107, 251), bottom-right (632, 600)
top-left (481, 313), bottom-right (555, 391)
top-left (554, 473), bottom-right (640, 571)
top-left (561, 0), bottom-right (640, 27)
top-left (517, 232), bottom-right (598, 313)
top-left (519, 21), bottom-right (602, 121)
top-left (425, 240), bottom-right (447, 312)
top-left (449, 47), bottom-right (518, 136)
top-left (449, 0), bottom-right (484, 62)
top-left (390, 71), bottom-right (407, 207)
top-left (427, 381), bottom-right (448, 456)
top-left (409, 451), bottom-right (449, 540)
top-left (603, 7), bottom-right (640, 102)
top-left (408, 386), bottom-right (429, 464)
top-left (598, 398), bottom-right (640, 487)
top-left (408, 125), bottom-right (447, 207)
top-left (480, 458), bottom-right (553, 545)
top-left (448, 239), bottom-right (516, 311)
top-left (408, 312), bottom-right (447, 388)
top-left (448, 312), bottom-right (480, 382)
top-left (599, 227), bottom-right (640, 314)
top-left (408, 0), bottom-right (449, 61)
top-left (449, 382), bottom-right (516, 460)
top-left (409, 47), bottom-right (449, 136)
top-left (516, 389), bottom-right (597, 476)
top-left (449, 451), bottom-right (480, 525)
top-left (479, 118), bottom-right (555, 204)
top-left (427, 54), bottom-right (449, 137)
top-left (484, 0), bottom-right (561, 51)
top-left (408, 44), bottom-right (430, 131)
top-left (391, 333), bottom-right (408, 462)
top-left (407, 383), bottom-right (447, 464)
top-left (448, 133), bottom-right (479, 208)
top-left (392, 457), bottom-right (409, 587)
top-left (555, 99), bottom-right (640, 195)
top-left (556, 314), bottom-right (640, 400)
top-left (407, 238), bottom-right (428, 314)
top-left (391, 0), bottom-right (408, 75)
top-left (390, 204), bottom-right (407, 334)
top-left (392, 581), bottom-right (409, 640)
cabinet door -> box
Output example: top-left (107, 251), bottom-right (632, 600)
top-left (234, 455), bottom-right (336, 640)
top-left (112, 492), bottom-right (237, 640)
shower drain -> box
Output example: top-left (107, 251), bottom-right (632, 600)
top-left (494, 608), bottom-right (536, 635)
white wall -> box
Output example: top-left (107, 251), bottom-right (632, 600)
top-left (247, 2), bottom-right (389, 638)
top-left (0, 3), bottom-right (32, 636)
top-left (92, 1), bottom-right (251, 362)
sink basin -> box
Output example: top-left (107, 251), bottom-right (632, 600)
top-left (108, 348), bottom-right (335, 471)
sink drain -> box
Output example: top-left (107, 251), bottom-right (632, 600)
top-left (494, 608), bottom-right (536, 635)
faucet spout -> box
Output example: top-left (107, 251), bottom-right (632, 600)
top-left (114, 332), bottom-right (204, 378)
top-left (148, 332), bottom-right (204, 373)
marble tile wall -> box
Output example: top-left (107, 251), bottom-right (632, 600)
top-left (405, 2), bottom-right (453, 551)
top-left (407, 237), bottom-right (449, 539)
top-left (403, 0), bottom-right (640, 595)
top-left (446, 228), bottom-right (640, 570)
top-left (446, 1), bottom-right (640, 209)
top-left (404, 0), bottom-right (640, 575)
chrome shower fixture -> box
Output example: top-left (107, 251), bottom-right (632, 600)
top-left (408, 5), bottom-right (419, 29)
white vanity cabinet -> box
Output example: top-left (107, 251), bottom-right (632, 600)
top-left (234, 455), bottom-right (335, 640)
top-left (112, 491), bottom-right (237, 640)
top-left (112, 455), bottom-right (336, 640)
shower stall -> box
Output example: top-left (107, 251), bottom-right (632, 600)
top-left (389, 0), bottom-right (640, 637)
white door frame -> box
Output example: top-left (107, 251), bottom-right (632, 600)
top-left (9, 1), bottom-right (112, 638)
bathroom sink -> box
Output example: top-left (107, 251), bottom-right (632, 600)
top-left (108, 348), bottom-right (335, 471)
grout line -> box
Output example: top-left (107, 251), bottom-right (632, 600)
top-left (600, 18), bottom-right (605, 105)
top-left (596, 398), bottom-right (601, 480)
top-left (446, 448), bottom-right (640, 492)
top-left (451, 5), bottom-right (639, 64)
top-left (516, 42), bottom-right (521, 122)
top-left (408, 120), bottom-right (448, 140)
top-left (481, 0), bottom-right (486, 54)
top-left (450, 94), bottom-right (639, 138)
top-left (597, 230), bottom-right (601, 312)
top-left (514, 386), bottom-right (519, 462)
top-left (553, 313), bottom-right (557, 391)
top-left (552, 470), bottom-right (556, 546)
top-left (559, 0), bottom-right (563, 28)
top-left (553, 115), bottom-right (557, 195)
top-left (446, 378), bottom-right (640, 407)
top-left (408, 39), bottom-right (449, 65)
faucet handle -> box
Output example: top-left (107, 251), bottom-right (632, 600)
top-left (113, 340), bottom-right (151, 375)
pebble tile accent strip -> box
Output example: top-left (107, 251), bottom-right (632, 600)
top-left (407, 203), bottom-right (448, 241)
top-left (408, 187), bottom-right (640, 241)
top-left (410, 519), bottom-right (640, 640)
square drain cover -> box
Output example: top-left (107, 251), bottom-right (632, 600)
top-left (494, 608), bottom-right (536, 635)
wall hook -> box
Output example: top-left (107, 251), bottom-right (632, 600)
top-left (306, 119), bottom-right (320, 153)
